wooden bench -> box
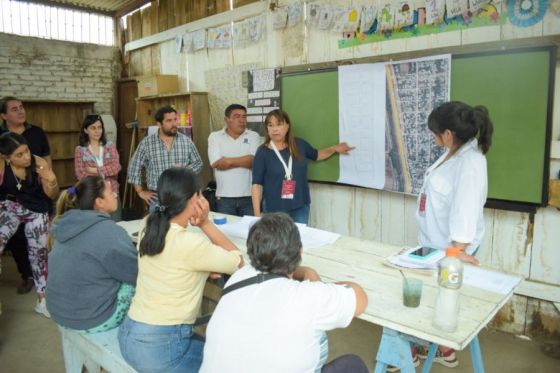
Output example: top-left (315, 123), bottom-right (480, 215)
top-left (57, 281), bottom-right (223, 373)
top-left (58, 326), bottom-right (136, 373)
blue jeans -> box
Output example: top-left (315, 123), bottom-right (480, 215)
top-left (288, 204), bottom-right (310, 225)
top-left (118, 316), bottom-right (203, 373)
top-left (216, 196), bottom-right (254, 217)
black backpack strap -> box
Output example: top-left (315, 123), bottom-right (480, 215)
top-left (221, 273), bottom-right (287, 297)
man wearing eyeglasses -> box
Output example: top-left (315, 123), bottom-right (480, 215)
top-left (128, 105), bottom-right (203, 210)
top-left (0, 96), bottom-right (52, 295)
top-left (207, 104), bottom-right (261, 217)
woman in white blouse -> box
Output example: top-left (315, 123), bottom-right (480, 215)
top-left (415, 101), bottom-right (494, 367)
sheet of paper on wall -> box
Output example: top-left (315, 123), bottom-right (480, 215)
top-left (377, 0), bottom-right (396, 31)
top-left (306, 3), bottom-right (321, 28)
top-left (360, 5), bottom-right (378, 33)
top-left (394, 0), bottom-right (414, 28)
top-left (337, 63), bottom-right (386, 189)
top-left (425, 0), bottom-right (446, 24)
top-left (217, 216), bottom-right (341, 251)
top-left (272, 7), bottom-right (288, 30)
top-left (287, 2), bottom-right (303, 27)
top-left (233, 21), bottom-right (249, 47)
top-left (446, 0), bottom-right (469, 18)
top-left (248, 14), bottom-right (265, 42)
top-left (318, 6), bottom-right (335, 30)
top-left (192, 29), bottom-right (206, 50)
top-left (182, 33), bottom-right (193, 53)
top-left (463, 265), bottom-right (522, 294)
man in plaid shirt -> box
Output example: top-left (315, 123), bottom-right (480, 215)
top-left (127, 105), bottom-right (203, 208)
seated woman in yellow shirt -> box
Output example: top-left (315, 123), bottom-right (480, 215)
top-left (118, 168), bottom-right (243, 373)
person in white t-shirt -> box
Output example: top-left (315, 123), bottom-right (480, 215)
top-left (415, 101), bottom-right (494, 368)
top-left (200, 212), bottom-right (369, 373)
top-left (208, 104), bottom-right (261, 216)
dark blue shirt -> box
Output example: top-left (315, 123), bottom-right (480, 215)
top-left (0, 122), bottom-right (50, 157)
top-left (252, 138), bottom-right (318, 213)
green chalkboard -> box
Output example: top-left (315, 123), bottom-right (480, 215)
top-left (281, 71), bottom-right (340, 181)
top-left (280, 48), bottom-right (552, 205)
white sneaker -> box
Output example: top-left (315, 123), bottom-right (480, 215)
top-left (34, 298), bottom-right (51, 318)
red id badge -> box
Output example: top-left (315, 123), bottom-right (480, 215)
top-left (418, 192), bottom-right (427, 215)
top-left (281, 179), bottom-right (296, 199)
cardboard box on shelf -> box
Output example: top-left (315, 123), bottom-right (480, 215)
top-left (137, 75), bottom-right (179, 97)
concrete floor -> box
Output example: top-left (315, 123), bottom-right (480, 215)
top-left (1, 255), bottom-right (558, 373)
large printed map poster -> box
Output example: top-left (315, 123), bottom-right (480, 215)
top-left (384, 55), bottom-right (450, 194)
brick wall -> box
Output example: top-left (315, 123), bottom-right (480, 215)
top-left (0, 33), bottom-right (120, 114)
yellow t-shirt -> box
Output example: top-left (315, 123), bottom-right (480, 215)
top-left (128, 222), bottom-right (241, 325)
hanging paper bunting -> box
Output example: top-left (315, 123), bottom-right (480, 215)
top-left (425, 0), bottom-right (446, 24)
top-left (359, 4), bottom-right (378, 33)
top-left (446, 0), bottom-right (469, 18)
top-left (508, 0), bottom-right (548, 26)
top-left (469, 0), bottom-right (491, 12)
top-left (287, 2), bottom-right (303, 27)
top-left (377, 0), bottom-right (396, 31)
top-left (272, 7), bottom-right (288, 30)
top-left (394, 0), bottom-right (415, 28)
top-left (318, 6), bottom-right (335, 30)
top-left (306, 3), bottom-right (321, 27)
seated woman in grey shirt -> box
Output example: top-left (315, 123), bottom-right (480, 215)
top-left (46, 175), bottom-right (138, 333)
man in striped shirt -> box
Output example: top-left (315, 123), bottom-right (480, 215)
top-left (128, 105), bottom-right (203, 208)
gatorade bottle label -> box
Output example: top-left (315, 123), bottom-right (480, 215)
top-left (448, 272), bottom-right (460, 284)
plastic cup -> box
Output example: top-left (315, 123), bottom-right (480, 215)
top-left (402, 278), bottom-right (423, 308)
top-left (213, 215), bottom-right (227, 225)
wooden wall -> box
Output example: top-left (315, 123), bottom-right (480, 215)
top-left (25, 101), bottom-right (94, 188)
top-left (121, 0), bottom-right (260, 77)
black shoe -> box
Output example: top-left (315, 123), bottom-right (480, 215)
top-left (17, 277), bottom-right (34, 294)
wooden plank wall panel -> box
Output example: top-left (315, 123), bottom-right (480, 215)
top-left (192, 0), bottom-right (208, 21)
top-left (24, 102), bottom-right (94, 188)
top-left (150, 45), bottom-right (161, 75)
top-left (233, 0), bottom-right (259, 8)
top-left (207, 0), bottom-right (219, 16)
top-left (150, 1), bottom-right (159, 35)
top-left (532, 207), bottom-right (560, 285)
top-left (129, 51), bottom-right (144, 76)
top-left (130, 11), bottom-right (143, 41)
top-left (158, 0), bottom-right (169, 33)
top-left (215, 0), bottom-right (230, 13)
top-left (176, 0), bottom-right (188, 25)
top-left (167, 0), bottom-right (177, 31)
top-left (141, 6), bottom-right (152, 39)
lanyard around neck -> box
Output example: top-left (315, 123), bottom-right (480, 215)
top-left (270, 142), bottom-right (292, 180)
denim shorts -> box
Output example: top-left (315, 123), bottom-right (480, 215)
top-left (118, 316), bottom-right (203, 373)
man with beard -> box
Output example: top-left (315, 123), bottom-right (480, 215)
top-left (128, 105), bottom-right (203, 210)
top-left (0, 96), bottom-right (51, 294)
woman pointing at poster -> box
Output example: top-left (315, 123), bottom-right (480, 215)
top-left (251, 109), bottom-right (353, 224)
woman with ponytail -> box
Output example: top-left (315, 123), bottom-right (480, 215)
top-left (118, 168), bottom-right (243, 373)
top-left (46, 176), bottom-right (137, 332)
top-left (415, 101), bottom-right (494, 367)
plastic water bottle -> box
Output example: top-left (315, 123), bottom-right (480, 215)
top-left (432, 247), bottom-right (463, 332)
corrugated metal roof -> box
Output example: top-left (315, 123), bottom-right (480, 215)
top-left (40, 0), bottom-right (148, 15)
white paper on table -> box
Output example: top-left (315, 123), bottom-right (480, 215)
top-left (387, 246), bottom-right (445, 270)
top-left (463, 265), bottom-right (522, 295)
top-left (216, 216), bottom-right (340, 251)
top-left (337, 63), bottom-right (386, 189)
